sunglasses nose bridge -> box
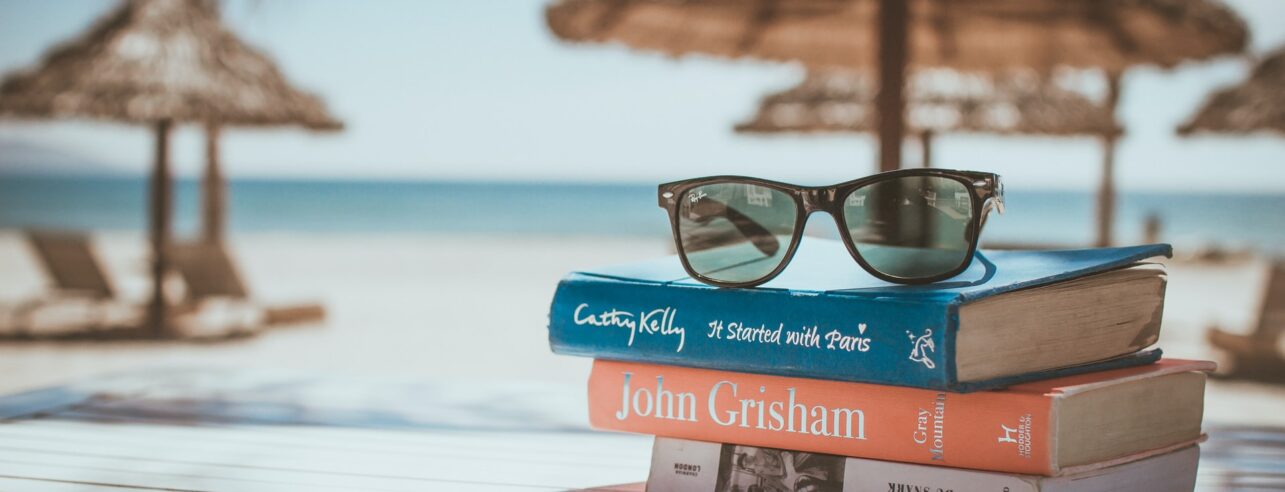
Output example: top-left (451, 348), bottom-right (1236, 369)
top-left (799, 188), bottom-right (833, 212)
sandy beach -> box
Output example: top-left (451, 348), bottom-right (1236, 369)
top-left (1, 230), bottom-right (1282, 427)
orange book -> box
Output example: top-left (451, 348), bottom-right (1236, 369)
top-left (587, 358), bottom-right (1212, 476)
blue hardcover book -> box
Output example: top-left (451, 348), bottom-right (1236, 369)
top-left (548, 240), bottom-right (1171, 392)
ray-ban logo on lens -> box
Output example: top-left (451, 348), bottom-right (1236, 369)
top-left (689, 191), bottom-right (707, 203)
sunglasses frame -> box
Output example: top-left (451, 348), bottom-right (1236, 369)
top-left (658, 168), bottom-right (1004, 288)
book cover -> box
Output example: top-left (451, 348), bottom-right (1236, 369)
top-left (549, 239), bottom-right (1171, 391)
top-left (587, 358), bottom-right (1212, 475)
top-left (646, 437), bottom-right (1201, 492)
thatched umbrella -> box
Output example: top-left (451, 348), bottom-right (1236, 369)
top-left (0, 0), bottom-right (342, 337)
top-left (736, 70), bottom-right (1121, 168)
top-left (1178, 47), bottom-right (1285, 136)
top-left (546, 0), bottom-right (1247, 245)
top-left (1182, 45), bottom-right (1285, 376)
top-left (1181, 46), bottom-right (1285, 376)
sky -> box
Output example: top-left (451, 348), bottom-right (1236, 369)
top-left (0, 0), bottom-right (1283, 192)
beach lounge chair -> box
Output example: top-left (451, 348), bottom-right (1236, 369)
top-left (1, 230), bottom-right (140, 337)
top-left (169, 241), bottom-right (326, 336)
top-left (1208, 260), bottom-right (1285, 382)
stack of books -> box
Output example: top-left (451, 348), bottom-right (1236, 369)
top-left (547, 240), bottom-right (1209, 492)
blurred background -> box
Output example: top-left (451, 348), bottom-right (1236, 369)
top-left (0, 0), bottom-right (1283, 449)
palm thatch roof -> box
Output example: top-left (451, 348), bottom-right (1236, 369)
top-left (736, 70), bottom-right (1121, 136)
top-left (546, 0), bottom-right (1247, 72)
top-left (1178, 47), bottom-right (1285, 136)
top-left (0, 0), bottom-right (341, 130)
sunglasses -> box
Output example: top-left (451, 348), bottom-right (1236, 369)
top-left (658, 169), bottom-right (1004, 287)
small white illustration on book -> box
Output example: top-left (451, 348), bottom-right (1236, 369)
top-left (907, 328), bottom-right (935, 369)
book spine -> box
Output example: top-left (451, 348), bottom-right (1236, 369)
top-left (591, 360), bottom-right (1055, 475)
top-left (648, 437), bottom-right (1042, 492)
top-left (549, 273), bottom-right (956, 389)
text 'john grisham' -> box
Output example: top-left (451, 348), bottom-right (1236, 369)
top-left (613, 372), bottom-right (867, 440)
top-left (573, 303), bottom-right (873, 354)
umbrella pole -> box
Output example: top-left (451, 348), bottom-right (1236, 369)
top-left (876, 0), bottom-right (908, 173)
top-left (1095, 72), bottom-right (1122, 247)
top-left (920, 130), bottom-right (933, 168)
top-left (202, 123), bottom-right (225, 244)
top-left (146, 120), bottom-right (174, 337)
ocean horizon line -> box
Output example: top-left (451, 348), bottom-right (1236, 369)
top-left (3, 171), bottom-right (1285, 196)
top-left (2, 174), bottom-right (1283, 254)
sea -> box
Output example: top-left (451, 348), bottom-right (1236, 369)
top-left (1, 175), bottom-right (1283, 255)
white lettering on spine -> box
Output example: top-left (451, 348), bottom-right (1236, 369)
top-left (615, 372), bottom-right (865, 440)
top-left (913, 393), bottom-right (948, 461)
top-left (997, 414), bottom-right (1034, 459)
top-left (573, 303), bottom-right (686, 352)
top-left (571, 304), bottom-right (880, 358)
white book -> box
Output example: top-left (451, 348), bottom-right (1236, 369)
top-left (647, 437), bottom-right (1199, 492)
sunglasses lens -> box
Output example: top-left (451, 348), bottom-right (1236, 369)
top-left (677, 183), bottom-right (798, 285)
top-left (842, 176), bottom-right (974, 280)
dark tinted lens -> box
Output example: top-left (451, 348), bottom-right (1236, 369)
top-left (677, 183), bottom-right (798, 284)
top-left (842, 176), bottom-right (974, 279)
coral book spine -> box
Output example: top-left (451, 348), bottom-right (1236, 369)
top-left (588, 360), bottom-right (1056, 475)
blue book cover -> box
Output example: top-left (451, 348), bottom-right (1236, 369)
top-left (547, 239), bottom-right (1170, 392)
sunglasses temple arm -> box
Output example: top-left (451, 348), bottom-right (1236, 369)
top-left (978, 195), bottom-right (1005, 230)
top-left (971, 250), bottom-right (998, 284)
